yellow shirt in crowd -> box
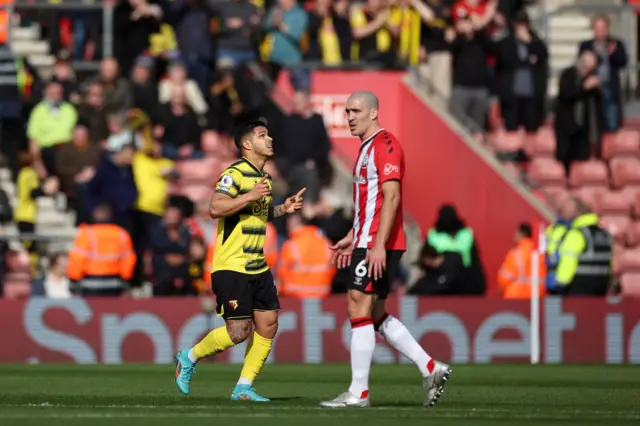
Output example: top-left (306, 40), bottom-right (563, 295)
top-left (133, 152), bottom-right (174, 217)
top-left (14, 166), bottom-right (39, 224)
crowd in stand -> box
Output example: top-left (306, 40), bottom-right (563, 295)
top-left (0, 0), bottom-right (631, 299)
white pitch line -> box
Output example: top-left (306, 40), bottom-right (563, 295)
top-left (2, 403), bottom-right (638, 419)
top-left (2, 412), bottom-right (640, 421)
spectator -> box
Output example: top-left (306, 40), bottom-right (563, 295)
top-left (349, 0), bottom-right (400, 68)
top-left (155, 85), bottom-right (203, 160)
top-left (150, 203), bottom-right (193, 296)
top-left (98, 58), bottom-right (133, 111)
top-left (77, 81), bottom-right (110, 145)
top-left (33, 50), bottom-right (80, 104)
top-left (32, 253), bottom-right (73, 298)
top-left (277, 212), bottom-right (336, 298)
top-left (55, 122), bottom-right (102, 215)
top-left (188, 236), bottom-right (209, 295)
top-left (131, 56), bottom-right (160, 115)
top-left (132, 140), bottom-right (177, 281)
top-left (217, 0), bottom-right (261, 67)
top-left (27, 79), bottom-right (78, 178)
top-left (275, 90), bottom-right (331, 204)
top-left (167, 0), bottom-right (214, 93)
top-left (554, 50), bottom-right (604, 175)
top-left (306, 0), bottom-right (352, 66)
top-left (578, 14), bottom-right (628, 133)
top-left (262, 0), bottom-right (309, 89)
top-left (159, 61), bottom-right (208, 116)
top-left (113, 0), bottom-right (163, 78)
top-left (426, 204), bottom-right (486, 294)
top-left (449, 0), bottom-right (496, 135)
top-left (412, 0), bottom-right (455, 100)
top-left (494, 11), bottom-right (548, 133)
top-left (554, 202), bottom-right (613, 296)
top-left (67, 204), bottom-right (137, 297)
top-left (497, 222), bottom-right (547, 299)
top-left (407, 242), bottom-right (465, 295)
top-left (14, 151), bottom-right (60, 248)
top-left (0, 187), bottom-right (12, 225)
top-left (106, 111), bottom-right (138, 152)
top-left (84, 144), bottom-right (138, 234)
top-left (186, 198), bottom-right (217, 244)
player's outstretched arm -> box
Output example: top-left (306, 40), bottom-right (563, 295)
top-left (268, 188), bottom-right (306, 221)
top-left (210, 176), bottom-right (270, 219)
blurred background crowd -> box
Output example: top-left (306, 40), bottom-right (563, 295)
top-left (0, 0), bottom-right (638, 300)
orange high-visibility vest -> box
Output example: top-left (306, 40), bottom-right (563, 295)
top-left (277, 225), bottom-right (336, 298)
top-left (67, 223), bottom-right (137, 281)
top-left (497, 238), bottom-right (547, 299)
top-left (0, 0), bottom-right (14, 44)
top-left (264, 222), bottom-right (278, 270)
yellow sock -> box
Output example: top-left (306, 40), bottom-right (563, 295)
top-left (238, 332), bottom-right (273, 384)
top-left (191, 326), bottom-right (235, 360)
top-left (244, 333), bottom-right (254, 359)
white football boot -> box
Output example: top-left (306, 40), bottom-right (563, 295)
top-left (319, 391), bottom-right (371, 408)
top-left (423, 361), bottom-right (452, 407)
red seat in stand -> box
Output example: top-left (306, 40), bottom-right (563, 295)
top-left (596, 190), bottom-right (634, 216)
top-left (3, 272), bottom-right (32, 299)
top-left (601, 131), bottom-right (640, 159)
top-left (201, 131), bottom-right (225, 154)
top-left (616, 247), bottom-right (640, 273)
top-left (540, 186), bottom-right (571, 211)
top-left (528, 158), bottom-right (566, 187)
top-left (569, 160), bottom-right (609, 188)
top-left (5, 249), bottom-right (31, 273)
top-left (181, 184), bottom-right (213, 203)
top-left (492, 132), bottom-right (524, 153)
top-left (620, 272), bottom-right (640, 298)
top-left (625, 221), bottom-right (640, 247)
top-left (177, 158), bottom-right (220, 183)
top-left (610, 157), bottom-right (640, 188)
top-left (571, 186), bottom-right (607, 211)
top-left (524, 128), bottom-right (556, 158)
top-left (600, 215), bottom-right (631, 244)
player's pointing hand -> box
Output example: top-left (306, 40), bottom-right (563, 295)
top-left (247, 176), bottom-right (270, 201)
top-left (283, 187), bottom-right (306, 213)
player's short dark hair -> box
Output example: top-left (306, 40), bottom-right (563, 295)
top-left (234, 118), bottom-right (268, 151)
top-left (518, 223), bottom-right (532, 238)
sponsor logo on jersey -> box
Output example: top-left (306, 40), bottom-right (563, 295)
top-left (384, 163), bottom-right (399, 175)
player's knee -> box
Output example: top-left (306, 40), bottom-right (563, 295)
top-left (347, 289), bottom-right (374, 319)
top-left (253, 312), bottom-right (278, 339)
top-left (226, 319), bottom-right (253, 344)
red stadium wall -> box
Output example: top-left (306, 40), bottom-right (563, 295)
top-left (1, 297), bottom-right (638, 364)
top-left (277, 71), bottom-right (548, 290)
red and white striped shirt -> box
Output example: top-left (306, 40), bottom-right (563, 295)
top-left (352, 128), bottom-right (406, 251)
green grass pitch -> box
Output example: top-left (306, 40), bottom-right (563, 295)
top-left (0, 364), bottom-right (638, 426)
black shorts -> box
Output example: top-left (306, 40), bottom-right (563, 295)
top-left (348, 248), bottom-right (404, 299)
top-left (211, 270), bottom-right (280, 320)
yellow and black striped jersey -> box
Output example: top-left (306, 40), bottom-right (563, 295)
top-left (212, 158), bottom-right (272, 275)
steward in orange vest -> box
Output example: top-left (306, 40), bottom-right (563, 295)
top-left (67, 204), bottom-right (136, 296)
top-left (498, 223), bottom-right (547, 299)
top-left (277, 213), bottom-right (336, 298)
